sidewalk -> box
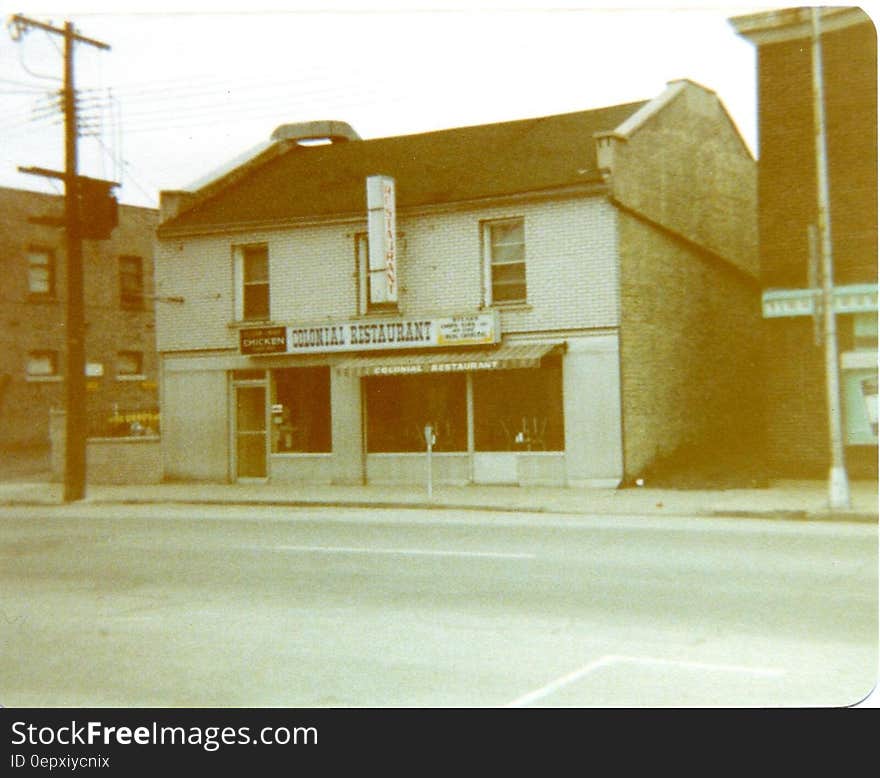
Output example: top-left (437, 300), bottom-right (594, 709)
top-left (0, 477), bottom-right (876, 522)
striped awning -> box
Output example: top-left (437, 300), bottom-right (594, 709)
top-left (335, 341), bottom-right (563, 377)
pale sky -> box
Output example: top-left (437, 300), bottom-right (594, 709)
top-left (0, 1), bottom-right (861, 208)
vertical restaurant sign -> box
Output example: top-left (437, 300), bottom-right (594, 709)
top-left (239, 311), bottom-right (500, 355)
top-left (366, 175), bottom-right (397, 303)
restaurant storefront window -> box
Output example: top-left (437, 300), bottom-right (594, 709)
top-left (365, 373), bottom-right (467, 452)
top-left (271, 367), bottom-right (332, 453)
top-left (473, 355), bottom-right (564, 451)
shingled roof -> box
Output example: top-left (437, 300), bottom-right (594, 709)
top-left (158, 100), bottom-right (647, 233)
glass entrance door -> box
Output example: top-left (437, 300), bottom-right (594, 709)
top-left (235, 384), bottom-right (267, 479)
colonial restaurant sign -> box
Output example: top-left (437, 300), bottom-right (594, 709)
top-left (239, 312), bottom-right (500, 355)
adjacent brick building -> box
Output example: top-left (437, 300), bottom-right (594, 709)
top-left (155, 80), bottom-right (760, 488)
top-left (0, 186), bottom-right (159, 453)
top-left (731, 6), bottom-right (878, 478)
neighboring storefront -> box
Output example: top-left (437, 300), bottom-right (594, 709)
top-left (731, 7), bottom-right (878, 477)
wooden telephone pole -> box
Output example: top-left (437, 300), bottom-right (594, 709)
top-left (9, 15), bottom-right (111, 501)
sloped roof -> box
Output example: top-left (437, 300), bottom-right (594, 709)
top-left (159, 100), bottom-right (647, 233)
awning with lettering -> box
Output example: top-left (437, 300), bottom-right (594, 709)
top-left (334, 341), bottom-right (564, 377)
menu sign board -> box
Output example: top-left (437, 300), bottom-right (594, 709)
top-left (239, 326), bottom-right (288, 355)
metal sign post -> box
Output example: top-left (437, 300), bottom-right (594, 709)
top-left (811, 7), bottom-right (850, 510)
top-left (424, 424), bottom-right (435, 501)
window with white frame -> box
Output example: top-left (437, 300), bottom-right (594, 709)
top-left (355, 232), bottom-right (400, 314)
top-left (26, 350), bottom-right (58, 378)
top-left (482, 218), bottom-right (526, 306)
top-left (234, 244), bottom-right (270, 321)
top-left (27, 247), bottom-right (54, 296)
top-left (116, 351), bottom-right (144, 379)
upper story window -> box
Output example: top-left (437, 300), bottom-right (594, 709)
top-left (119, 255), bottom-right (144, 309)
top-left (116, 350), bottom-right (144, 379)
top-left (26, 350), bottom-right (58, 378)
top-left (482, 217), bottom-right (526, 306)
top-left (235, 244), bottom-right (270, 321)
top-left (27, 247), bottom-right (55, 297)
top-left (355, 233), bottom-right (398, 314)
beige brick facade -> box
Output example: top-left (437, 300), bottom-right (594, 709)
top-left (156, 197), bottom-right (620, 354)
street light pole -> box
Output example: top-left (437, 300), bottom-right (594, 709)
top-left (811, 7), bottom-right (851, 510)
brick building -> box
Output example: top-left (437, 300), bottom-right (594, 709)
top-left (731, 6), bottom-right (878, 478)
top-left (0, 186), bottom-right (159, 453)
top-left (155, 80), bottom-right (760, 488)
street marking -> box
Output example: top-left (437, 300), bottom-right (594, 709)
top-left (265, 545), bottom-right (535, 560)
top-left (506, 654), bottom-right (786, 707)
top-left (507, 656), bottom-right (619, 708)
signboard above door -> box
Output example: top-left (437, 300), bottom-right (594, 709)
top-left (239, 311), bottom-right (501, 356)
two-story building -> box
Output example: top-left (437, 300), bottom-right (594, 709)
top-left (0, 186), bottom-right (159, 457)
top-left (731, 6), bottom-right (878, 479)
top-left (155, 79), bottom-right (761, 488)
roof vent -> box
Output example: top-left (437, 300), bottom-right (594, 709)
top-left (271, 120), bottom-right (361, 145)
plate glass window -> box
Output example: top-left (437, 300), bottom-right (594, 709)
top-left (242, 245), bottom-right (270, 321)
top-left (365, 373), bottom-right (467, 452)
top-left (271, 367), bottom-right (332, 453)
top-left (27, 248), bottom-right (54, 296)
top-left (473, 355), bottom-right (564, 451)
top-left (484, 218), bottom-right (526, 305)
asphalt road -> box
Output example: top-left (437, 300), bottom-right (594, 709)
top-left (0, 503), bottom-right (876, 707)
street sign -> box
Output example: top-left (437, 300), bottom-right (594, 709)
top-left (762, 283), bottom-right (878, 318)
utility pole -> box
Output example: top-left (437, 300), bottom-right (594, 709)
top-left (8, 15), bottom-right (110, 502)
top-left (810, 7), bottom-right (851, 510)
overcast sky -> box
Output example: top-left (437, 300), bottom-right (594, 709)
top-left (0, 1), bottom-right (864, 208)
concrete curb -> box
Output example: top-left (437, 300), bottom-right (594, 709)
top-left (1, 494), bottom-right (876, 523)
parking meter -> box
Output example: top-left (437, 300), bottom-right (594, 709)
top-left (424, 425), bottom-right (435, 500)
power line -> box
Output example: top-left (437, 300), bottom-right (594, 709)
top-left (91, 134), bottom-right (156, 204)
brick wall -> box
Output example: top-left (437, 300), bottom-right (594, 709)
top-left (754, 16), bottom-right (877, 475)
top-left (618, 211), bottom-right (764, 479)
top-left (155, 195), bottom-right (620, 354)
top-left (607, 81), bottom-right (759, 279)
top-left (0, 188), bottom-right (159, 448)
top-left (762, 317), bottom-right (828, 476)
top-left (757, 19), bottom-right (877, 289)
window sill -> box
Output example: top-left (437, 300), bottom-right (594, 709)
top-left (26, 294), bottom-right (59, 304)
top-left (228, 319), bottom-right (276, 329)
top-left (116, 374), bottom-right (147, 382)
top-left (489, 303), bottom-right (532, 312)
top-left (360, 309), bottom-right (401, 318)
top-left (26, 375), bottom-right (62, 383)
top-left (270, 452), bottom-right (333, 458)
